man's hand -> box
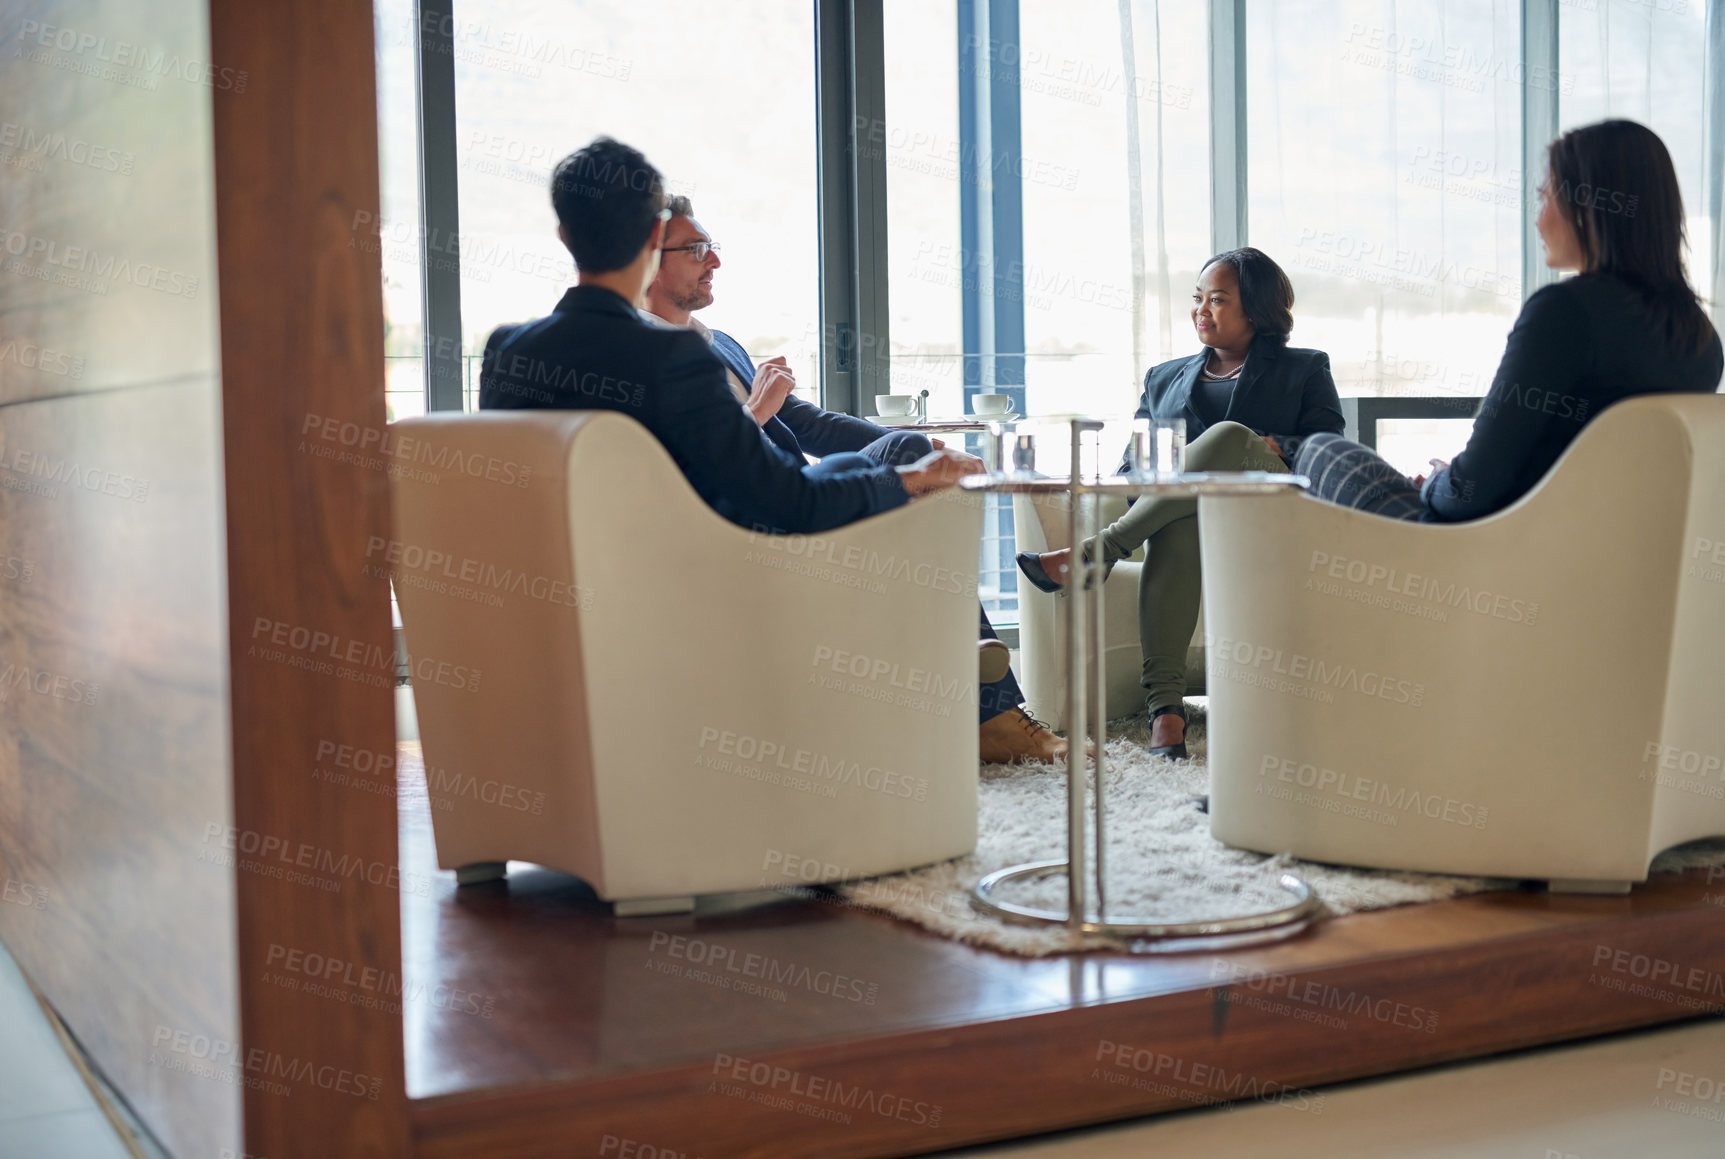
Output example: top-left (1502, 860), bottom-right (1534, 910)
top-left (1411, 457), bottom-right (1449, 488)
top-left (1262, 435), bottom-right (1283, 457)
top-left (896, 447), bottom-right (984, 496)
top-left (746, 356), bottom-right (795, 425)
top-left (923, 438), bottom-right (983, 470)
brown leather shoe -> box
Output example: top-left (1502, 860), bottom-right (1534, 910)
top-left (979, 707), bottom-right (1068, 764)
top-left (978, 639), bottom-right (1012, 685)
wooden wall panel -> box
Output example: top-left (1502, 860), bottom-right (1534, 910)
top-left (209, 0), bottom-right (410, 1154)
top-left (2, 0), bottom-right (410, 1156)
top-left (0, 384), bottom-right (236, 1156)
top-left (0, 0), bottom-right (240, 1156)
top-left (0, 0), bottom-right (221, 405)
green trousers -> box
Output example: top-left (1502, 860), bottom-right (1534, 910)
top-left (1093, 422), bottom-right (1289, 714)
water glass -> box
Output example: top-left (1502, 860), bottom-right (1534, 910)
top-left (1130, 418), bottom-right (1185, 478)
top-left (981, 423), bottom-right (1004, 474)
top-left (1009, 431), bottom-right (1038, 476)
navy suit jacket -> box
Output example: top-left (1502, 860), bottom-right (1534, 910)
top-left (707, 329), bottom-right (892, 459)
top-left (478, 286), bottom-right (908, 534)
top-left (1133, 341), bottom-right (1345, 448)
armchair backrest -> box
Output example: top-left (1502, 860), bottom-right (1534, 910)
top-left (389, 410), bottom-right (983, 895)
top-left (1630, 395), bottom-right (1725, 854)
top-left (1201, 391), bottom-right (1725, 882)
top-left (387, 411), bottom-right (633, 870)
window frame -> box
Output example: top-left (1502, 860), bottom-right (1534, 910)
top-left (407, 0), bottom-right (1722, 415)
top-left (415, 0), bottom-right (467, 413)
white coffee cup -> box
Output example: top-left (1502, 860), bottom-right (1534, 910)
top-left (971, 393), bottom-right (1013, 415)
top-left (876, 394), bottom-right (918, 417)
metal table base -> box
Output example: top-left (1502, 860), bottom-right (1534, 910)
top-left (973, 864), bottom-right (1320, 937)
top-left (961, 419), bottom-right (1321, 941)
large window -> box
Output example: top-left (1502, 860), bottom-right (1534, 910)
top-left (1246, 0), bottom-right (1722, 474)
top-left (383, 0), bottom-right (1724, 622)
top-left (884, 0), bottom-right (1209, 428)
top-left (1559, 0), bottom-right (1713, 302)
top-left (884, 0), bottom-right (1210, 618)
top-left (1018, 1), bottom-right (1210, 412)
top-left (375, 0), bottom-right (428, 422)
top-left (881, 2), bottom-right (963, 411)
top-left (1248, 0), bottom-right (1524, 471)
top-left (449, 0), bottom-right (821, 408)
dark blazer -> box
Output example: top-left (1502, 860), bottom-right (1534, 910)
top-left (1124, 340), bottom-right (1344, 470)
top-left (479, 285), bottom-right (908, 534)
top-left (707, 329), bottom-right (889, 459)
top-left (1423, 272), bottom-right (1723, 521)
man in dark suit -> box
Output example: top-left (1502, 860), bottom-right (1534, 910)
top-left (479, 137), bottom-right (978, 535)
top-left (479, 138), bottom-right (1066, 761)
top-left (640, 194), bottom-right (943, 472)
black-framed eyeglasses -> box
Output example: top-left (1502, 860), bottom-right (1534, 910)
top-left (662, 241), bottom-right (721, 261)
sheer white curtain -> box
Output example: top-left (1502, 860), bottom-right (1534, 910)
top-left (1117, 0), bottom-right (1177, 372)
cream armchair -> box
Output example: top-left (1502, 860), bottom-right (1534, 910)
top-left (390, 411), bottom-right (981, 913)
top-left (1201, 394), bottom-right (1725, 892)
top-left (1012, 494), bottom-right (1205, 729)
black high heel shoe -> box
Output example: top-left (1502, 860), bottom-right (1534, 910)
top-left (1015, 546), bottom-right (1115, 594)
top-left (1149, 704), bottom-right (1188, 760)
top-left (1015, 551), bottom-right (1063, 593)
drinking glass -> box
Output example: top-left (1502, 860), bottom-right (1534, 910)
top-left (1009, 430), bottom-right (1038, 476)
top-left (1130, 418), bottom-right (1185, 478)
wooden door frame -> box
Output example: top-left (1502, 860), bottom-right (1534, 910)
top-left (211, 0), bottom-right (410, 1152)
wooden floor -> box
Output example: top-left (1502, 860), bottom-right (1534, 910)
top-left (396, 746), bottom-right (1725, 1159)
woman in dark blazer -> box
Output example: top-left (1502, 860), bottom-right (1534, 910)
top-left (1289, 119), bottom-right (1720, 524)
top-left (1016, 247), bottom-right (1343, 758)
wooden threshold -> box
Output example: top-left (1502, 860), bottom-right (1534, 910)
top-left (397, 749), bottom-right (1725, 1158)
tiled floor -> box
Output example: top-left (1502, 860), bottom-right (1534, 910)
top-left (0, 945), bottom-right (133, 1159)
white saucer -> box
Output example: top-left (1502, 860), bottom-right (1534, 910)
top-left (874, 411), bottom-right (1017, 427)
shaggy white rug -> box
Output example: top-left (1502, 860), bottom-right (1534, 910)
top-left (834, 711), bottom-right (1725, 957)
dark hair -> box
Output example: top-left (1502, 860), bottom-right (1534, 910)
top-left (1200, 247), bottom-right (1295, 347)
top-left (1545, 119), bottom-right (1714, 354)
top-left (549, 136), bottom-right (665, 273)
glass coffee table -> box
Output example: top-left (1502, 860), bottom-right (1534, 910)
top-left (959, 416), bottom-right (1323, 940)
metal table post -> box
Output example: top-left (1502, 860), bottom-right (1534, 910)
top-left (964, 416), bottom-right (1324, 939)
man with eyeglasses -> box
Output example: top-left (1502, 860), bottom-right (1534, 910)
top-left (641, 194), bottom-right (1067, 764)
top-left (482, 138), bottom-right (982, 540)
top-left (641, 195), bottom-right (935, 470)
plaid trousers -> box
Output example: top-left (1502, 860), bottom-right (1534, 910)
top-left (1291, 433), bottom-right (1430, 522)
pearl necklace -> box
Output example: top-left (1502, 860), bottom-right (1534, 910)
top-left (1201, 352), bottom-right (1245, 380)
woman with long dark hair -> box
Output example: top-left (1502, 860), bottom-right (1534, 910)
top-left (1016, 247), bottom-right (1344, 757)
top-left (1290, 119), bottom-right (1720, 522)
